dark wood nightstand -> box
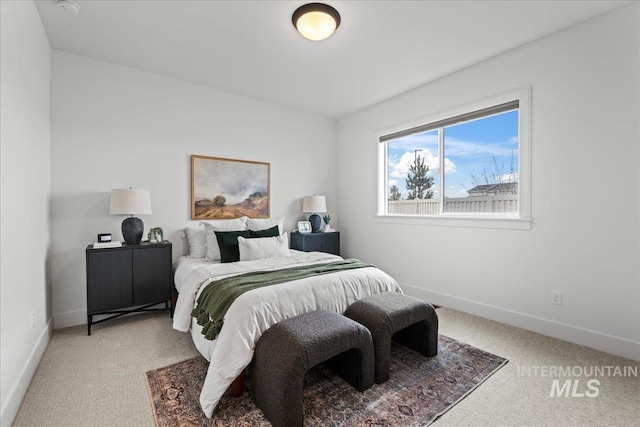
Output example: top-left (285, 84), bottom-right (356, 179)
top-left (85, 241), bottom-right (172, 335)
top-left (290, 231), bottom-right (340, 256)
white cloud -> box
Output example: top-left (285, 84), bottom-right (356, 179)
top-left (445, 185), bottom-right (470, 198)
top-left (389, 151), bottom-right (417, 178)
top-left (496, 172), bottom-right (518, 183)
top-left (442, 157), bottom-right (456, 174)
top-left (389, 149), bottom-right (456, 179)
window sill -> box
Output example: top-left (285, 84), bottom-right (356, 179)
top-left (373, 214), bottom-right (532, 230)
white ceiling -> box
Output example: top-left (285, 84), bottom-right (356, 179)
top-left (35, 0), bottom-right (632, 118)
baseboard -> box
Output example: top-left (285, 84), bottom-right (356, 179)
top-left (53, 303), bottom-right (169, 330)
top-left (401, 283), bottom-right (640, 362)
top-left (53, 308), bottom-right (86, 329)
top-left (0, 318), bottom-right (53, 427)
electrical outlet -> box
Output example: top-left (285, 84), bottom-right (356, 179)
top-left (30, 311), bottom-right (35, 328)
top-left (551, 290), bottom-right (562, 305)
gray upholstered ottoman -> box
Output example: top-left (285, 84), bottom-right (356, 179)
top-left (249, 310), bottom-right (374, 427)
top-left (344, 292), bottom-right (438, 383)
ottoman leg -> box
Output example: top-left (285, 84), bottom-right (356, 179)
top-left (373, 333), bottom-right (392, 384)
top-left (327, 345), bottom-right (375, 391)
top-left (251, 368), bottom-right (304, 427)
top-left (427, 312), bottom-right (438, 356)
top-left (393, 312), bottom-right (438, 357)
top-left (251, 348), bottom-right (304, 427)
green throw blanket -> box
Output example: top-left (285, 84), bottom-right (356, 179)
top-left (192, 259), bottom-right (373, 340)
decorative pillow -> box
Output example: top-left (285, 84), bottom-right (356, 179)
top-left (246, 217), bottom-right (284, 236)
top-left (215, 230), bottom-right (251, 263)
top-left (203, 217), bottom-right (248, 261)
top-left (184, 227), bottom-right (206, 258)
top-left (238, 233), bottom-right (290, 261)
top-left (248, 225), bottom-right (280, 238)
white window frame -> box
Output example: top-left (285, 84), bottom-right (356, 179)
top-left (375, 86), bottom-right (531, 230)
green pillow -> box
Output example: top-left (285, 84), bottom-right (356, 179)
top-left (248, 225), bottom-right (280, 238)
top-left (215, 230), bottom-right (251, 263)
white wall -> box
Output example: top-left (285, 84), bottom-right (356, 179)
top-left (0, 1), bottom-right (52, 425)
top-left (337, 4), bottom-right (640, 360)
top-left (50, 51), bottom-right (337, 328)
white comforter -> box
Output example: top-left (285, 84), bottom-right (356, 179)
top-left (173, 250), bottom-right (401, 418)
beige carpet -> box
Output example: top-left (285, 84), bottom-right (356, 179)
top-left (13, 308), bottom-right (640, 426)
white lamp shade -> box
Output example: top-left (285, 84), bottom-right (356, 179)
top-left (295, 11), bottom-right (337, 41)
top-left (109, 189), bottom-right (152, 215)
top-left (302, 195), bottom-right (326, 213)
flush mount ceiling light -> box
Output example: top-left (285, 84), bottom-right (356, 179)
top-left (56, 0), bottom-right (80, 15)
top-left (292, 3), bottom-right (341, 41)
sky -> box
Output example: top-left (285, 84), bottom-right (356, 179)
top-left (387, 110), bottom-right (518, 199)
top-left (194, 158), bottom-right (269, 204)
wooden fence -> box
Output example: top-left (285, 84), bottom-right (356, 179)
top-left (387, 195), bottom-right (518, 214)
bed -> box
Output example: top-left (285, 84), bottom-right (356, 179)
top-left (172, 248), bottom-right (401, 418)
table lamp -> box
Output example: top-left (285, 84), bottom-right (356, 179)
top-left (109, 188), bottom-right (152, 245)
top-left (302, 195), bottom-right (326, 233)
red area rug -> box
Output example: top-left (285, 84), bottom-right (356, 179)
top-left (146, 335), bottom-right (507, 426)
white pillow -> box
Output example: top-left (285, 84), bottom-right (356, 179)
top-left (246, 217), bottom-right (284, 236)
top-left (238, 233), bottom-right (290, 261)
top-left (203, 217), bottom-right (248, 261)
top-left (184, 227), bottom-right (206, 258)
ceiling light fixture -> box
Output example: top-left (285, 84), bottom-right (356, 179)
top-left (292, 3), bottom-right (341, 41)
top-left (56, 0), bottom-right (80, 15)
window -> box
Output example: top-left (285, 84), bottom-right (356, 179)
top-left (377, 87), bottom-right (530, 229)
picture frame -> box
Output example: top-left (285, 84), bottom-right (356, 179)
top-left (298, 221), bottom-right (312, 234)
top-left (191, 155), bottom-right (270, 220)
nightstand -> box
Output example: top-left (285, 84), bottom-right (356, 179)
top-left (290, 231), bottom-right (340, 256)
top-left (85, 241), bottom-right (172, 335)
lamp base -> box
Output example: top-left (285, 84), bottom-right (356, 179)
top-left (122, 217), bottom-right (144, 245)
top-left (309, 214), bottom-right (322, 233)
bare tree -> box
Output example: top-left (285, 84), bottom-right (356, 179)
top-left (468, 152), bottom-right (517, 195)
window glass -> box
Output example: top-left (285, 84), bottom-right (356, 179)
top-left (382, 101), bottom-right (521, 218)
top-left (387, 129), bottom-right (440, 215)
top-left (443, 110), bottom-right (518, 213)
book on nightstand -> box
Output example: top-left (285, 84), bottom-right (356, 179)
top-left (91, 241), bottom-right (122, 249)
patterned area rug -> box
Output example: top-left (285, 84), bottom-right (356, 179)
top-left (146, 335), bottom-right (507, 426)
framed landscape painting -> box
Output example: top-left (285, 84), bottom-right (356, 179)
top-left (191, 155), bottom-right (270, 220)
